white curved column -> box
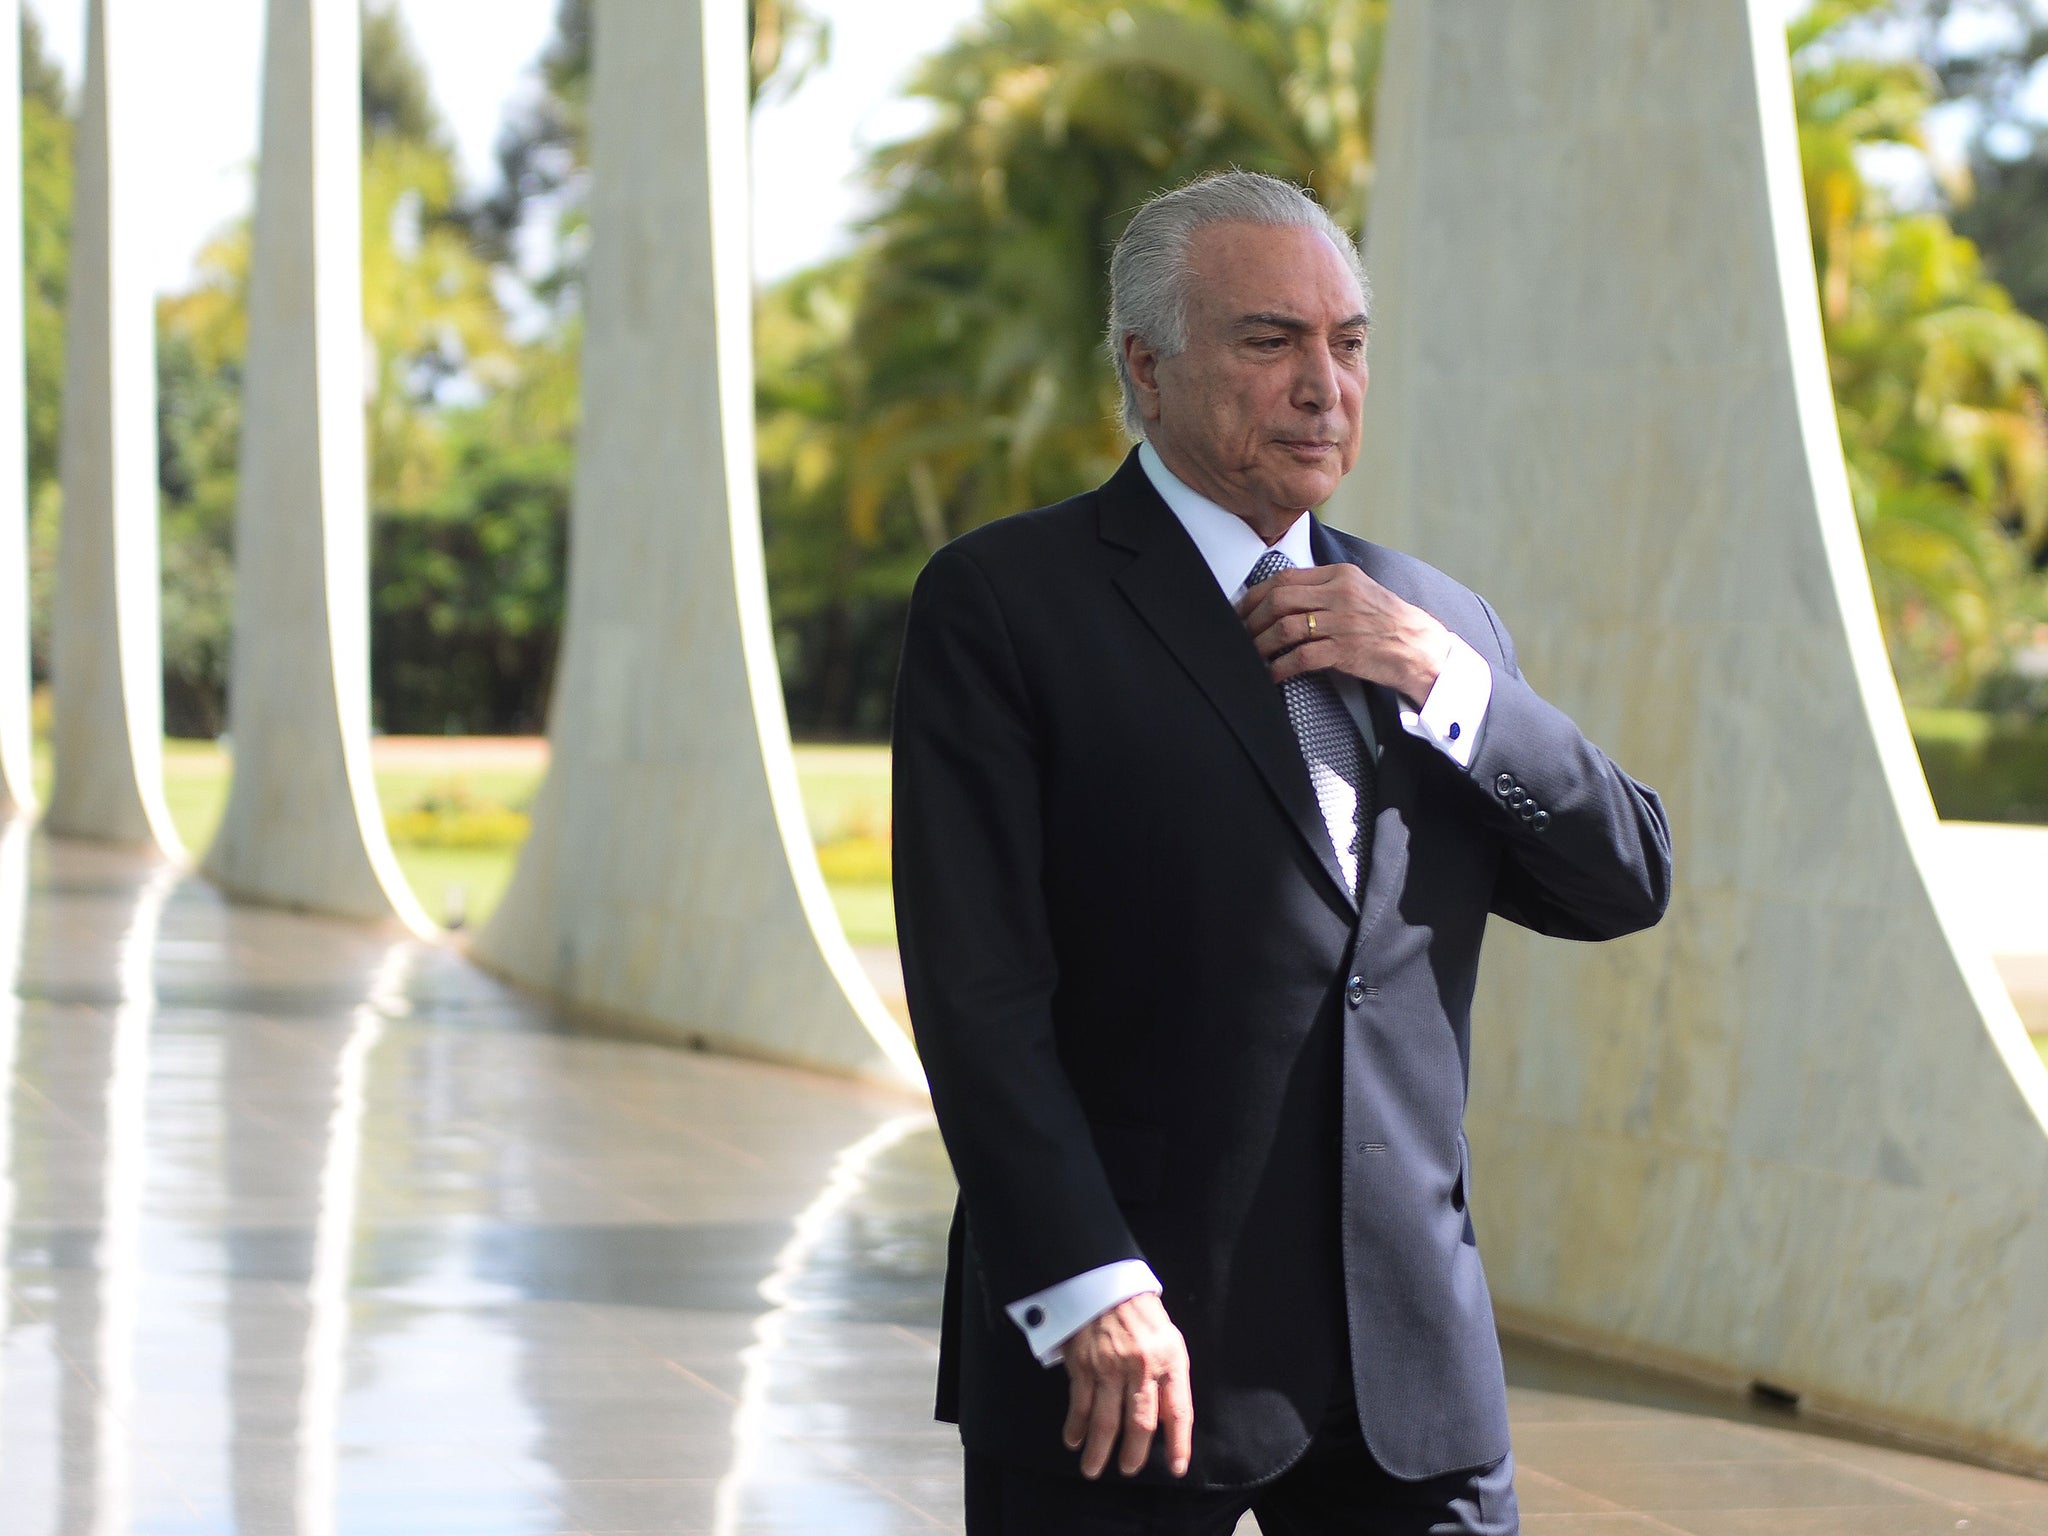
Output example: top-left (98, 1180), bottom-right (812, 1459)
top-left (201, 0), bottom-right (430, 935)
top-left (1328, 0), bottom-right (2048, 1468)
top-left (0, 3), bottom-right (34, 821)
top-left (45, 0), bottom-right (178, 854)
top-left (473, 0), bottom-right (918, 1085)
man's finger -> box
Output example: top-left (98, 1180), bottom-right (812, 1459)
top-left (1080, 1365), bottom-right (1126, 1479)
top-left (1241, 576), bottom-right (1362, 636)
top-left (1062, 1364), bottom-right (1094, 1452)
top-left (1234, 568), bottom-right (1317, 619)
top-left (1253, 611), bottom-right (1349, 659)
top-left (1118, 1378), bottom-right (1158, 1476)
top-left (1160, 1357), bottom-right (1194, 1478)
top-left (1237, 562), bottom-right (1348, 606)
top-left (1242, 588), bottom-right (1316, 637)
top-left (1269, 638), bottom-right (1337, 681)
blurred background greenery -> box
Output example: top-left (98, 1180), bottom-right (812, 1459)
top-left (14, 0), bottom-right (2048, 937)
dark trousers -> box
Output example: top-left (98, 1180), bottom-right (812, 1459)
top-left (963, 1370), bottom-right (1518, 1536)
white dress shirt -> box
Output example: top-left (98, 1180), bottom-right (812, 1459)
top-left (1005, 441), bottom-right (1495, 1366)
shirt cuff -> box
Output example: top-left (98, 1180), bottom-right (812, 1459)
top-left (1399, 634), bottom-right (1492, 770)
top-left (1006, 1260), bottom-right (1163, 1367)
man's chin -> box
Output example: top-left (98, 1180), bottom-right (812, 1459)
top-left (1255, 469), bottom-right (1345, 513)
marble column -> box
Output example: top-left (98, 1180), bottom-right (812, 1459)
top-left (200, 0), bottom-right (430, 934)
top-left (0, 3), bottom-right (34, 821)
top-left (1328, 0), bottom-right (2048, 1470)
top-left (473, 0), bottom-right (918, 1085)
top-left (45, 0), bottom-right (178, 853)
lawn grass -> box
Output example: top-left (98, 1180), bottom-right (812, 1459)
top-left (23, 738), bottom-right (2048, 1052)
top-left (30, 736), bottom-right (896, 941)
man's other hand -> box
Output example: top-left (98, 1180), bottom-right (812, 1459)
top-left (1239, 563), bottom-right (1452, 705)
top-left (1060, 1292), bottom-right (1193, 1479)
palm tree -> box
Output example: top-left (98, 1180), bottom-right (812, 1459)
top-left (836, 0), bottom-right (1383, 547)
top-left (753, 0), bottom-right (1385, 732)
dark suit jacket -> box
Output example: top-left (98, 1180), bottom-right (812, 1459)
top-left (892, 448), bottom-right (1671, 1489)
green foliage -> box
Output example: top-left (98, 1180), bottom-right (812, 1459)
top-left (1908, 705), bottom-right (2048, 821)
top-left (1794, 1), bottom-right (2048, 704)
top-left (359, 6), bottom-right (514, 514)
top-left (369, 401), bottom-right (571, 734)
top-left (1808, 0), bottom-right (2048, 320)
top-left (362, 2), bottom-right (448, 147)
top-left (21, 11), bottom-right (69, 685)
top-left (156, 230), bottom-right (248, 735)
top-left (1957, 148), bottom-right (2048, 330)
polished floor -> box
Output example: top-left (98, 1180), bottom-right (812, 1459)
top-left (2, 827), bottom-right (2046, 1534)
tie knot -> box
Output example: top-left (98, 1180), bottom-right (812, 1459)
top-left (1246, 549), bottom-right (1294, 589)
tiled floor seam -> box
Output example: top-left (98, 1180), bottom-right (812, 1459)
top-left (1514, 1464), bottom-right (1701, 1535)
top-left (1721, 1412), bottom-right (2048, 1521)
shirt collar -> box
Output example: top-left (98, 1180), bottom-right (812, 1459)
top-left (1138, 441), bottom-right (1315, 599)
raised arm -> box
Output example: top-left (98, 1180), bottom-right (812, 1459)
top-left (1466, 595), bottom-right (1674, 940)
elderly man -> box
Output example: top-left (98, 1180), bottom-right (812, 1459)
top-left (892, 171), bottom-right (1671, 1535)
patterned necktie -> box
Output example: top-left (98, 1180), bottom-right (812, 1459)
top-left (1246, 549), bottom-right (1375, 899)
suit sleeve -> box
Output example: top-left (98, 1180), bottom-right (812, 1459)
top-left (892, 544), bottom-right (1146, 1306)
top-left (1464, 595), bottom-right (1674, 940)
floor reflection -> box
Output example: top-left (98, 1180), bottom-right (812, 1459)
top-left (0, 833), bottom-right (964, 1535)
top-left (3, 831), bottom-right (2043, 1536)
top-left (715, 1113), bottom-right (951, 1535)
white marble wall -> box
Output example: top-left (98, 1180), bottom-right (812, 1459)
top-left (45, 0), bottom-right (178, 853)
top-left (1327, 0), bottom-right (2048, 1469)
top-left (201, 0), bottom-right (431, 934)
top-left (472, 0), bottom-right (918, 1085)
top-left (0, 2), bottom-right (33, 821)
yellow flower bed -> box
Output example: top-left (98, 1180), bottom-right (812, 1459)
top-left (385, 805), bottom-right (533, 849)
top-left (813, 833), bottom-right (892, 885)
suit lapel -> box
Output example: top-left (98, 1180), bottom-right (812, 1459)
top-left (1099, 452), bottom-right (1358, 913)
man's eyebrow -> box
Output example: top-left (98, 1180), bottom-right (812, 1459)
top-left (1233, 311), bottom-right (1371, 333)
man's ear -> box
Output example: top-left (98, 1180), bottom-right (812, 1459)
top-left (1123, 332), bottom-right (1165, 423)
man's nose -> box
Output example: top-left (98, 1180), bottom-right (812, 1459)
top-left (1292, 342), bottom-right (1340, 412)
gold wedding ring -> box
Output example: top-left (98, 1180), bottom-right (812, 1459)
top-left (1306, 613), bottom-right (1318, 634)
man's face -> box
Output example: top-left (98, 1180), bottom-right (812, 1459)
top-left (1128, 221), bottom-right (1369, 526)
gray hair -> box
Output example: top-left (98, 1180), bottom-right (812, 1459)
top-left (1106, 171), bottom-right (1370, 440)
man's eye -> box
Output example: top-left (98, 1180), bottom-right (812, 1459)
top-left (1252, 336), bottom-right (1288, 350)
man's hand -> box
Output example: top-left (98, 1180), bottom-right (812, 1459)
top-left (1060, 1292), bottom-right (1193, 1480)
top-left (1238, 564), bottom-right (1452, 705)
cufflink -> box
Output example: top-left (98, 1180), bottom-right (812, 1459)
top-left (1024, 1305), bottom-right (1045, 1329)
top-left (1447, 722), bottom-right (1461, 741)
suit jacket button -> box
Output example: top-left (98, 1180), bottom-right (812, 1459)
top-left (1024, 1305), bottom-right (1045, 1329)
top-left (1495, 773), bottom-right (1514, 797)
top-left (1345, 976), bottom-right (1367, 1007)
top-left (1532, 810), bottom-right (1550, 832)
